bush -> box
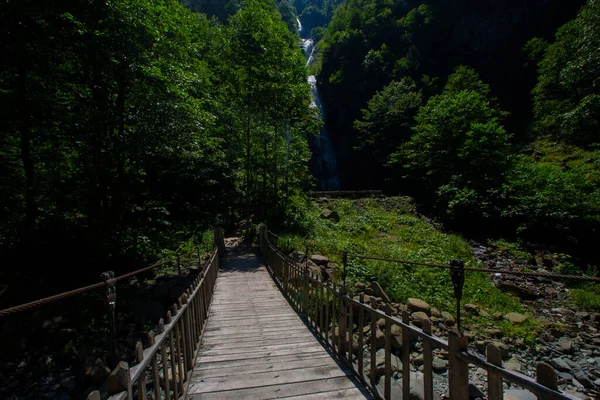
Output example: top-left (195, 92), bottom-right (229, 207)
top-left (502, 155), bottom-right (600, 247)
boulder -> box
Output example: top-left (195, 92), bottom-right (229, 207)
top-left (408, 298), bottom-right (431, 315)
top-left (550, 358), bottom-right (571, 372)
top-left (375, 349), bottom-right (403, 373)
top-left (495, 281), bottom-right (538, 300)
top-left (411, 312), bottom-right (430, 327)
top-left (557, 337), bottom-right (573, 354)
top-left (441, 312), bottom-right (455, 326)
top-left (484, 328), bottom-right (503, 338)
top-left (288, 250), bottom-right (306, 263)
top-left (370, 281), bottom-right (391, 304)
top-left (376, 371), bottom-right (441, 400)
top-left (354, 282), bottom-right (367, 291)
top-left (375, 328), bottom-right (385, 349)
top-left (464, 304), bottom-right (479, 313)
top-left (390, 324), bottom-right (403, 349)
top-left (82, 358), bottom-right (110, 385)
top-left (573, 370), bottom-right (594, 389)
top-left (503, 389), bottom-right (536, 400)
top-left (503, 357), bottom-right (523, 372)
top-left (503, 312), bottom-right (527, 324)
top-left (309, 254), bottom-right (329, 266)
top-left (320, 209), bottom-right (340, 222)
top-left (432, 358), bottom-right (448, 372)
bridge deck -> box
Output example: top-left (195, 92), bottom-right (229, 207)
top-left (186, 238), bottom-right (372, 399)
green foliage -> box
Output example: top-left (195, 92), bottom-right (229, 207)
top-left (394, 67), bottom-right (510, 218)
top-left (522, 37), bottom-right (549, 67)
top-left (0, 0), bottom-right (315, 281)
top-left (502, 155), bottom-right (600, 240)
top-left (532, 0), bottom-right (600, 146)
top-left (279, 197), bottom-right (531, 338)
top-left (571, 283), bottom-right (600, 311)
top-left (354, 77), bottom-right (423, 166)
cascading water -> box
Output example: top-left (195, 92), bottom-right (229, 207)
top-left (299, 20), bottom-right (341, 191)
top-left (307, 76), bottom-right (340, 190)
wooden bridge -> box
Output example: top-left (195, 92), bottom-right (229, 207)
top-left (99, 226), bottom-right (579, 400)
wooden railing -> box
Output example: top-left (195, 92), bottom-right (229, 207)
top-left (259, 225), bottom-right (578, 400)
top-left (88, 227), bottom-right (225, 400)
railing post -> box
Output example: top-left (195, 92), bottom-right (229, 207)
top-left (342, 250), bottom-right (348, 290)
top-left (177, 255), bottom-right (181, 276)
top-left (100, 271), bottom-right (118, 369)
top-left (303, 263), bottom-right (309, 317)
top-left (108, 361), bottom-right (133, 399)
top-left (148, 331), bottom-right (161, 398)
top-left (135, 341), bottom-right (147, 399)
top-left (536, 362), bottom-right (558, 399)
top-left (338, 286), bottom-right (347, 360)
top-left (182, 294), bottom-right (194, 370)
top-left (448, 331), bottom-right (469, 400)
top-left (402, 311), bottom-right (410, 400)
top-left (449, 260), bottom-right (465, 332)
top-left (423, 319), bottom-right (433, 400)
top-left (487, 343), bottom-right (503, 400)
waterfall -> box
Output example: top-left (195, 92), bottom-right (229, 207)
top-left (297, 17), bottom-right (302, 34)
top-left (300, 38), bottom-right (315, 67)
top-left (298, 27), bottom-right (340, 191)
top-left (307, 76), bottom-right (340, 191)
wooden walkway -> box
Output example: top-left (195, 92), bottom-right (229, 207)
top-left (185, 238), bottom-right (373, 399)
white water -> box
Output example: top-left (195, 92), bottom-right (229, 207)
top-left (299, 27), bottom-right (340, 191)
top-left (300, 38), bottom-right (315, 67)
top-left (307, 76), bottom-right (340, 190)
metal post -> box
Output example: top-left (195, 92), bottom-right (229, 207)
top-left (304, 244), bottom-right (309, 316)
top-left (101, 271), bottom-right (118, 368)
top-left (449, 260), bottom-right (465, 332)
top-left (342, 250), bottom-right (348, 290)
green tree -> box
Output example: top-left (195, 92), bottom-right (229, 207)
top-left (395, 67), bottom-right (510, 218)
top-left (354, 77), bottom-right (423, 166)
top-left (532, 0), bottom-right (600, 146)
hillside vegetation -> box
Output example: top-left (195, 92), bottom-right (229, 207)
top-left (305, 0), bottom-right (600, 270)
top-left (275, 196), bottom-right (539, 342)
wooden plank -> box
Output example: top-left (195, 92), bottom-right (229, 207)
top-left (203, 325), bottom-right (306, 335)
top-left (194, 351), bottom-right (336, 370)
top-left (188, 365), bottom-right (353, 394)
top-left (188, 377), bottom-right (360, 400)
top-left (201, 335), bottom-right (316, 350)
top-left (195, 356), bottom-right (338, 378)
top-left (202, 332), bottom-right (315, 346)
top-left (283, 388), bottom-right (374, 399)
top-left (196, 344), bottom-right (326, 363)
top-left (203, 315), bottom-right (300, 328)
top-left (207, 313), bottom-right (299, 322)
top-left (198, 340), bottom-right (322, 356)
top-left (201, 328), bottom-right (312, 342)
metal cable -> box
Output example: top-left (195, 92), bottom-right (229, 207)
top-left (0, 257), bottom-right (177, 317)
top-left (343, 252), bottom-right (600, 282)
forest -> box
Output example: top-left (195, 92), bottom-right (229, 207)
top-left (0, 0), bottom-right (319, 303)
top-left (1, 0), bottom-right (600, 297)
top-left (299, 0), bottom-right (600, 267)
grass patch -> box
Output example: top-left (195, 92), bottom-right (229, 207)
top-left (571, 283), bottom-right (600, 311)
top-left (277, 196), bottom-right (538, 339)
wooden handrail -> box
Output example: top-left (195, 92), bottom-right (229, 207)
top-left (97, 227), bottom-right (225, 400)
top-left (260, 225), bottom-right (580, 400)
